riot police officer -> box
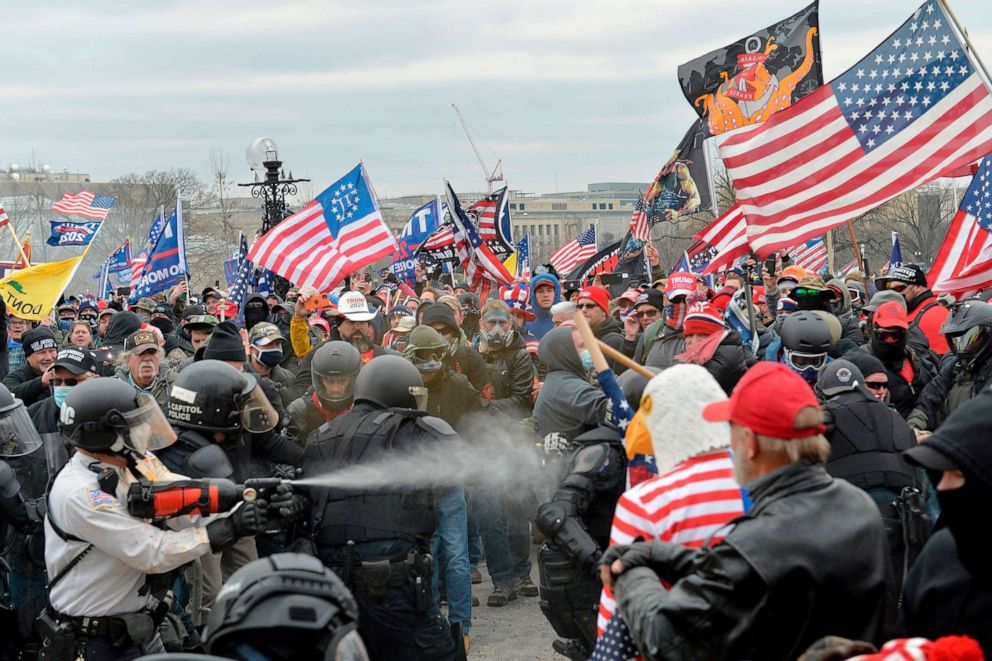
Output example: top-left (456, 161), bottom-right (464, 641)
top-left (302, 355), bottom-right (457, 661)
top-left (285, 340), bottom-right (361, 444)
top-left (534, 423), bottom-right (628, 661)
top-left (42, 378), bottom-right (277, 660)
top-left (203, 552), bottom-right (367, 660)
top-left (0, 382), bottom-right (51, 656)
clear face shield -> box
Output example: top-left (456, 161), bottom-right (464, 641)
top-left (0, 402), bottom-right (44, 459)
top-left (312, 373), bottom-right (356, 410)
top-left (113, 393), bottom-right (178, 456)
top-left (236, 383), bottom-right (279, 433)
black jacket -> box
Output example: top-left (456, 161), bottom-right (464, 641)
top-left (699, 331), bottom-right (750, 395)
top-left (478, 331), bottom-right (534, 419)
top-left (613, 462), bottom-right (891, 661)
top-left (900, 529), bottom-right (992, 655)
top-left (847, 345), bottom-right (936, 419)
top-left (157, 426), bottom-right (304, 483)
top-left (907, 353), bottom-right (992, 430)
top-left (3, 362), bottom-right (49, 407)
top-left (27, 396), bottom-right (60, 436)
top-left (425, 369), bottom-right (481, 432)
top-left (592, 317), bottom-right (625, 374)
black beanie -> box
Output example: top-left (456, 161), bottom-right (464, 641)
top-left (22, 327), bottom-right (57, 357)
top-left (202, 321), bottom-right (246, 362)
top-left (421, 304), bottom-right (457, 332)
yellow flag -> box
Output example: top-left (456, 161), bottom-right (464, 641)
top-left (0, 254), bottom-right (86, 320)
top-left (502, 251), bottom-right (517, 277)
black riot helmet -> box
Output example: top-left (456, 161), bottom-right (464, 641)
top-left (942, 300), bottom-right (992, 370)
top-left (780, 311), bottom-right (833, 354)
top-left (0, 382), bottom-right (47, 498)
top-left (311, 341), bottom-right (362, 412)
top-left (205, 552), bottom-right (367, 661)
top-left (166, 360), bottom-right (278, 434)
top-left (353, 355), bottom-right (427, 411)
top-left (59, 379), bottom-right (176, 456)
top-left (616, 367), bottom-right (661, 413)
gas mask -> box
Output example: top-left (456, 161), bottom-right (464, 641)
top-left (481, 315), bottom-right (512, 351)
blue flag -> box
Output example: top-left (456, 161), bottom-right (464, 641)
top-left (106, 240), bottom-right (131, 273)
top-left (147, 209), bottom-right (165, 250)
top-left (889, 231), bottom-right (903, 271)
top-left (256, 269), bottom-right (274, 296)
top-left (47, 220), bottom-right (101, 247)
top-left (130, 200), bottom-right (188, 302)
top-left (390, 197), bottom-right (443, 282)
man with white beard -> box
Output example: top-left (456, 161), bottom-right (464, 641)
top-left (600, 362), bottom-right (892, 661)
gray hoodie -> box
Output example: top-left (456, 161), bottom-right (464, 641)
top-left (533, 327), bottom-right (609, 440)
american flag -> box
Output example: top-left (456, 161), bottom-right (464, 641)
top-left (147, 209), bottom-right (166, 249)
top-left (249, 163), bottom-right (397, 292)
top-left (52, 191), bottom-right (117, 220)
top-left (930, 158), bottom-right (992, 294)
top-left (515, 235), bottom-right (531, 282)
top-left (590, 613), bottom-right (639, 661)
top-left (697, 204), bottom-right (750, 274)
top-left (227, 233), bottom-right (253, 305)
top-left (719, 1), bottom-right (992, 257)
top-left (471, 194), bottom-right (499, 240)
top-left (0, 205), bottom-right (9, 228)
top-left (421, 225), bottom-right (455, 250)
top-left (629, 197), bottom-right (650, 242)
top-left (129, 251), bottom-right (148, 287)
top-left (788, 237), bottom-right (829, 272)
top-left (549, 226), bottom-right (597, 274)
top-left (445, 180), bottom-right (514, 298)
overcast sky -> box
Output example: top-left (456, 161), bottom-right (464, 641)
top-left (4, 0), bottom-right (991, 199)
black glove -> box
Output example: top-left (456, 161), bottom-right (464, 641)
top-left (267, 484), bottom-right (304, 521)
top-left (207, 499), bottom-right (271, 551)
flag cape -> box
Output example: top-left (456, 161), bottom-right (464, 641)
top-left (0, 254), bottom-right (87, 320)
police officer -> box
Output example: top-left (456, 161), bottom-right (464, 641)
top-left (0, 382), bottom-right (51, 656)
top-left (285, 340), bottom-right (361, 445)
top-left (42, 378), bottom-right (277, 660)
top-left (302, 354), bottom-right (457, 661)
top-left (534, 423), bottom-right (628, 660)
top-left (203, 552), bottom-right (367, 660)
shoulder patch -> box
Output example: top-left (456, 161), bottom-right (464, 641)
top-left (87, 487), bottom-right (118, 510)
top-left (417, 415), bottom-right (457, 438)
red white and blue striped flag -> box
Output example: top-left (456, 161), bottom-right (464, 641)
top-left (249, 163), bottom-right (397, 291)
top-left (0, 205), bottom-right (10, 228)
top-left (930, 157), bottom-right (992, 294)
top-left (789, 236), bottom-right (829, 272)
top-left (719, 1), bottom-right (992, 256)
top-left (698, 204), bottom-right (750, 274)
top-left (52, 191), bottom-right (117, 220)
top-left (445, 180), bottom-right (514, 298)
top-left (549, 226), bottom-right (597, 275)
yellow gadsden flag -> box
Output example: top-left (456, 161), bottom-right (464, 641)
top-left (0, 254), bottom-right (86, 321)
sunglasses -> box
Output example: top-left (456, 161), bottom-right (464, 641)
top-left (576, 303), bottom-right (600, 310)
top-left (864, 380), bottom-right (889, 390)
top-left (875, 329), bottom-right (906, 344)
top-left (888, 283), bottom-right (909, 293)
top-left (51, 377), bottom-right (85, 387)
top-left (635, 309), bottom-right (660, 319)
top-left (791, 287), bottom-right (826, 298)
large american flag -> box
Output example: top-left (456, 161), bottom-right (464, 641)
top-left (697, 204), bottom-right (750, 274)
top-left (0, 205), bottom-right (9, 229)
top-left (249, 163), bottom-right (397, 291)
top-left (421, 225), bottom-right (454, 250)
top-left (52, 191), bottom-right (117, 220)
top-left (445, 180), bottom-right (514, 297)
top-left (470, 194), bottom-right (499, 240)
top-left (719, 1), bottom-right (992, 256)
top-left (930, 157), bottom-right (992, 294)
top-left (549, 226), bottom-right (597, 274)
top-left (789, 237), bottom-right (829, 272)
top-left (629, 197), bottom-right (650, 242)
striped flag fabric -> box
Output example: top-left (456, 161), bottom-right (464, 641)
top-left (444, 180), bottom-right (514, 297)
top-left (52, 191), bottom-right (117, 220)
top-left (249, 163), bottom-right (397, 292)
top-left (718, 1), bottom-right (992, 257)
top-left (930, 157), bottom-right (992, 294)
top-left (549, 226), bottom-right (597, 274)
top-left (421, 225), bottom-right (454, 250)
top-left (227, 233), bottom-right (253, 305)
top-left (697, 204), bottom-right (750, 274)
top-left (789, 237), bottom-right (829, 272)
top-left (469, 188), bottom-right (514, 258)
top-left (129, 251), bottom-right (148, 287)
top-left (629, 197), bottom-right (650, 242)
top-left (515, 235), bottom-right (531, 282)
top-left (0, 205), bottom-right (9, 228)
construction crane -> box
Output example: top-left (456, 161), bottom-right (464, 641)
top-left (452, 103), bottom-right (504, 193)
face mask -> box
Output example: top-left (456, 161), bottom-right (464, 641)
top-left (150, 317), bottom-right (175, 336)
top-left (136, 312), bottom-right (151, 324)
top-left (52, 385), bottom-right (72, 408)
top-left (664, 301), bottom-right (687, 330)
top-left (256, 348), bottom-right (283, 368)
top-left (870, 332), bottom-right (906, 364)
top-left (579, 350), bottom-right (594, 372)
top-left (58, 319), bottom-right (73, 332)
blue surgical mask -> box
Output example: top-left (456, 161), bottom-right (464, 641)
top-left (57, 319), bottom-right (73, 333)
top-left (52, 385), bottom-right (71, 408)
top-left (579, 350), bottom-right (594, 372)
top-left (256, 348), bottom-right (283, 368)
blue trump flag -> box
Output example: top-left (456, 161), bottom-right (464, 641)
top-left (390, 197), bottom-right (443, 282)
top-left (130, 199), bottom-right (188, 302)
top-left (107, 240), bottom-right (131, 273)
top-left (889, 231), bottom-right (903, 272)
top-left (47, 220), bottom-right (102, 247)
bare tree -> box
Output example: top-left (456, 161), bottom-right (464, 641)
top-left (208, 150), bottom-right (236, 236)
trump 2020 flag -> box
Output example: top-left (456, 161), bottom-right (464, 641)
top-left (719, 1), bottom-right (992, 257)
top-left (46, 220), bottom-right (102, 247)
top-left (930, 158), bottom-right (992, 294)
top-left (130, 200), bottom-right (189, 301)
top-left (391, 197), bottom-right (443, 283)
top-left (106, 240), bottom-right (131, 273)
top-left (249, 163), bottom-right (397, 291)
top-left (888, 231), bottom-right (904, 273)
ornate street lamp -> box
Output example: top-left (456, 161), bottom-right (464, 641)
top-left (238, 137), bottom-right (310, 233)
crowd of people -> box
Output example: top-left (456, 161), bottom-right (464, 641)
top-left (1, 254), bottom-right (990, 661)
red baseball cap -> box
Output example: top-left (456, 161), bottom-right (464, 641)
top-left (577, 286), bottom-right (610, 314)
top-left (702, 362), bottom-right (825, 439)
top-left (873, 301), bottom-right (909, 330)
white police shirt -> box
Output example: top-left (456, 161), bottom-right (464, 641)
top-left (45, 451), bottom-right (212, 617)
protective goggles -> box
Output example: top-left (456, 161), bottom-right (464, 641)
top-left (785, 350), bottom-right (827, 370)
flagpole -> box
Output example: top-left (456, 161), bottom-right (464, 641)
top-left (825, 229), bottom-right (835, 275)
top-left (846, 221), bottom-right (864, 272)
top-left (6, 224), bottom-right (30, 268)
top-left (939, 0), bottom-right (992, 89)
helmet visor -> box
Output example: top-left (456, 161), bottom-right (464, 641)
top-left (0, 403), bottom-right (44, 458)
top-left (120, 394), bottom-right (177, 454)
top-left (312, 374), bottom-right (356, 407)
top-left (237, 385), bottom-right (279, 433)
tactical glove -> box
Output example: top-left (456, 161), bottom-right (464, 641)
top-left (207, 499), bottom-right (271, 551)
top-left (267, 484), bottom-right (304, 521)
